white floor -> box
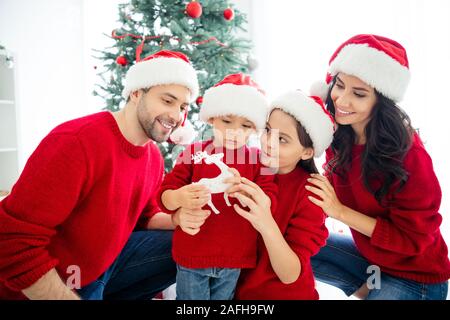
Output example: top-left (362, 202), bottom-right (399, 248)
top-left (315, 281), bottom-right (355, 300)
top-left (163, 281), bottom-right (449, 300)
top-left (161, 283), bottom-right (354, 300)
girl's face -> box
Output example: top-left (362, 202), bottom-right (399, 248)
top-left (209, 115), bottom-right (256, 150)
top-left (330, 73), bottom-right (377, 139)
top-left (261, 109), bottom-right (313, 174)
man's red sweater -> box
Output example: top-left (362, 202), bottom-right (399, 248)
top-left (157, 140), bottom-right (278, 269)
top-left (235, 166), bottom-right (329, 300)
top-left (0, 112), bottom-right (164, 297)
top-left (326, 134), bottom-right (450, 284)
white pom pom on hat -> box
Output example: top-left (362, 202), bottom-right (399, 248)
top-left (168, 119), bottom-right (197, 145)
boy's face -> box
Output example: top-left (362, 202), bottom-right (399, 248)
top-left (209, 115), bottom-right (256, 150)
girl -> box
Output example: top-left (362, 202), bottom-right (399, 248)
top-left (225, 90), bottom-right (334, 299)
top-left (308, 34), bottom-right (450, 300)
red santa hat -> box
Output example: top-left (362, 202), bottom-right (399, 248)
top-left (122, 50), bottom-right (199, 101)
top-left (122, 50), bottom-right (200, 145)
top-left (200, 73), bottom-right (268, 129)
top-left (271, 90), bottom-right (335, 157)
top-left (311, 34), bottom-right (411, 103)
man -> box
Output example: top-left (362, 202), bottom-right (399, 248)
top-left (0, 50), bottom-right (199, 300)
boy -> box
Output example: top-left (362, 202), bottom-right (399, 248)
top-left (157, 73), bottom-right (277, 300)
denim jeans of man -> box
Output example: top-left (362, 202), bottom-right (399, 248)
top-left (77, 230), bottom-right (176, 300)
top-left (176, 265), bottom-right (241, 300)
top-left (311, 233), bottom-right (448, 300)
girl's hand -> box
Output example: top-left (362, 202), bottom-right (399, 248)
top-left (172, 207), bottom-right (211, 236)
top-left (229, 177), bottom-right (277, 234)
top-left (306, 174), bottom-right (345, 219)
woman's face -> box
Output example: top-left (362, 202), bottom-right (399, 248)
top-left (260, 109), bottom-right (313, 174)
top-left (330, 73), bottom-right (377, 137)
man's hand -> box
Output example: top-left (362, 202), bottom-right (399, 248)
top-left (22, 268), bottom-right (81, 300)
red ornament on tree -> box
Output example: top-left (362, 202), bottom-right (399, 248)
top-left (196, 96), bottom-right (203, 105)
top-left (116, 55), bottom-right (128, 66)
top-left (223, 8), bottom-right (234, 21)
top-left (186, 1), bottom-right (202, 19)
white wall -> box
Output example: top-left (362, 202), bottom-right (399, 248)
top-left (245, 0), bottom-right (450, 242)
top-left (0, 0), bottom-right (91, 168)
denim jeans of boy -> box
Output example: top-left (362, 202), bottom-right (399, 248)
top-left (77, 230), bottom-right (176, 300)
top-left (176, 265), bottom-right (241, 300)
top-left (311, 232), bottom-right (448, 300)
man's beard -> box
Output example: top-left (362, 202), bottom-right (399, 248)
top-left (137, 100), bottom-right (179, 143)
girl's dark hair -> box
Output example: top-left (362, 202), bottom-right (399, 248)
top-left (324, 76), bottom-right (415, 205)
top-left (295, 121), bottom-right (319, 174)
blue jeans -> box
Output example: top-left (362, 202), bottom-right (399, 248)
top-left (311, 233), bottom-right (449, 300)
top-left (176, 265), bottom-right (241, 300)
top-left (77, 230), bottom-right (176, 300)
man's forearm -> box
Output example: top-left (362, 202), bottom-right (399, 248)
top-left (161, 190), bottom-right (180, 211)
top-left (22, 268), bottom-right (81, 300)
top-left (146, 212), bottom-right (176, 230)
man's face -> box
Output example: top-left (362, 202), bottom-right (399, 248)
top-left (135, 84), bottom-right (191, 143)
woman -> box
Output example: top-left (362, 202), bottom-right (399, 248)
top-left (308, 34), bottom-right (450, 300)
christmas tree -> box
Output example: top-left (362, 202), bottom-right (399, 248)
top-left (94, 0), bottom-right (254, 171)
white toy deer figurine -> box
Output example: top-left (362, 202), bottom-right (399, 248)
top-left (192, 151), bottom-right (244, 214)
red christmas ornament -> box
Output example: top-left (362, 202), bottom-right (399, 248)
top-left (223, 8), bottom-right (234, 21)
top-left (196, 96), bottom-right (203, 105)
top-left (116, 55), bottom-right (128, 66)
top-left (186, 1), bottom-right (202, 19)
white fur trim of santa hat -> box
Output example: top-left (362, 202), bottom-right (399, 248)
top-left (122, 57), bottom-right (199, 102)
top-left (271, 91), bottom-right (334, 157)
top-left (200, 84), bottom-right (268, 129)
top-left (310, 80), bottom-right (330, 103)
top-left (328, 44), bottom-right (410, 102)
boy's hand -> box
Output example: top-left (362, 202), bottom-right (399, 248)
top-left (175, 184), bottom-right (211, 209)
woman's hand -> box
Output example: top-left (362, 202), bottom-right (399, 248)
top-left (172, 207), bottom-right (211, 236)
top-left (228, 177), bottom-right (277, 234)
top-left (306, 174), bottom-right (345, 220)
top-left (230, 178), bottom-right (302, 284)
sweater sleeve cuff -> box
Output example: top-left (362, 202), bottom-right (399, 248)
top-left (370, 217), bottom-right (390, 248)
top-left (5, 259), bottom-right (59, 292)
